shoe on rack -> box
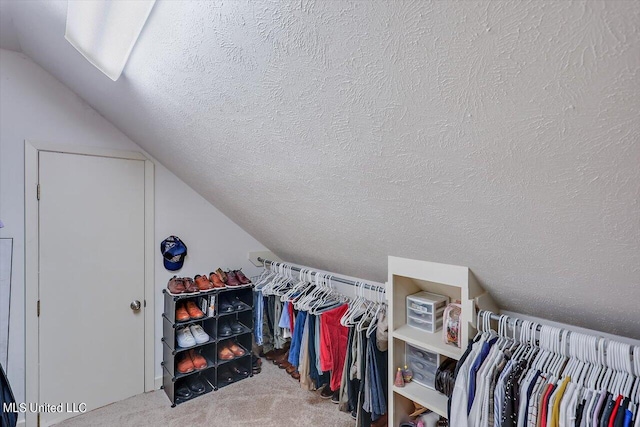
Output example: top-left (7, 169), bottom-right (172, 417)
top-left (226, 271), bottom-right (241, 287)
top-left (194, 274), bottom-right (213, 291)
top-left (176, 327), bottom-right (196, 348)
top-left (189, 349), bottom-right (208, 370)
top-left (215, 268), bottom-right (228, 284)
top-left (209, 272), bottom-right (225, 288)
top-left (218, 320), bottom-right (232, 337)
top-left (189, 324), bottom-right (210, 344)
top-left (185, 300), bottom-right (205, 319)
top-left (331, 390), bottom-right (340, 404)
top-left (218, 345), bottom-right (235, 361)
top-left (176, 352), bottom-right (195, 374)
top-left (218, 368), bottom-right (234, 384)
top-left (186, 376), bottom-right (206, 394)
top-left (175, 385), bottom-right (192, 400)
top-left (182, 277), bottom-right (200, 294)
top-left (167, 277), bottom-right (186, 295)
top-left (229, 320), bottom-right (244, 334)
top-left (218, 295), bottom-right (234, 313)
top-left (235, 269), bottom-right (252, 285)
top-left (231, 296), bottom-right (247, 311)
top-left (228, 342), bottom-right (245, 357)
top-left (175, 302), bottom-right (190, 322)
top-left (229, 363), bottom-right (249, 377)
top-left (320, 384), bottom-right (333, 399)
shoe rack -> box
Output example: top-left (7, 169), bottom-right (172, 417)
top-left (161, 286), bottom-right (254, 407)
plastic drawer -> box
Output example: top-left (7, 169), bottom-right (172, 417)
top-left (407, 315), bottom-right (443, 333)
top-left (406, 343), bottom-right (439, 366)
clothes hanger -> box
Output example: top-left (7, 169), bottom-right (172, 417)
top-left (366, 285), bottom-right (385, 337)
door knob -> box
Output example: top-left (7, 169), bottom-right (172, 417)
top-left (130, 300), bottom-right (141, 311)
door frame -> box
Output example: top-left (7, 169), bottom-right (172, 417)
top-left (24, 141), bottom-right (155, 426)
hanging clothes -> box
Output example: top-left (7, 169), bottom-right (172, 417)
top-left (450, 330), bottom-right (639, 427)
top-left (319, 304), bottom-right (349, 392)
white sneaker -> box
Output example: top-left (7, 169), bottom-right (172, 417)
top-left (189, 324), bottom-right (210, 344)
top-left (176, 327), bottom-right (196, 348)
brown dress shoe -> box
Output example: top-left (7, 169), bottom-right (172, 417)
top-left (228, 343), bottom-right (245, 357)
top-left (194, 274), bottom-right (213, 291)
top-left (226, 271), bottom-right (241, 287)
top-left (177, 353), bottom-right (195, 374)
top-left (265, 348), bottom-right (286, 361)
top-left (235, 270), bottom-right (252, 284)
top-left (185, 300), bottom-right (204, 319)
top-left (215, 268), bottom-right (227, 284)
top-left (290, 370), bottom-right (300, 380)
top-left (175, 302), bottom-right (190, 322)
top-left (167, 277), bottom-right (186, 295)
top-left (218, 346), bottom-right (235, 360)
top-left (285, 364), bottom-right (297, 374)
top-left (182, 277), bottom-right (199, 293)
top-left (209, 272), bottom-right (225, 288)
top-left (273, 350), bottom-right (289, 365)
top-left (189, 349), bottom-right (207, 370)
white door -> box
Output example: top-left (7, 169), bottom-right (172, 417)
top-left (38, 151), bottom-right (146, 426)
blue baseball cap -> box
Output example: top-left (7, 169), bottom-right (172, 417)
top-left (160, 235), bottom-right (187, 271)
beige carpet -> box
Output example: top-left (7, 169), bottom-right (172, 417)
top-left (55, 361), bottom-right (354, 427)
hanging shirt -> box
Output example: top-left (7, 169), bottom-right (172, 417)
top-left (519, 370), bottom-right (542, 427)
top-left (599, 395), bottom-right (617, 427)
top-left (496, 360), bottom-right (515, 427)
top-left (550, 376), bottom-right (571, 427)
top-left (469, 345), bottom-right (501, 427)
top-left (451, 338), bottom-right (484, 427)
top-left (468, 337), bottom-right (499, 414)
top-left (502, 358), bottom-right (529, 427)
top-left (593, 393), bottom-right (610, 427)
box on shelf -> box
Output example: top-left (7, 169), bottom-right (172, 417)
top-left (406, 291), bottom-right (449, 333)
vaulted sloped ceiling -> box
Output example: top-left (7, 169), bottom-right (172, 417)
top-left (3, 1), bottom-right (639, 337)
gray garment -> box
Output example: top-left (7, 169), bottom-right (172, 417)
top-left (261, 302), bottom-right (275, 353)
top-left (273, 299), bottom-right (287, 350)
top-left (315, 318), bottom-right (322, 373)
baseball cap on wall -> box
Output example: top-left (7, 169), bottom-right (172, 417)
top-left (160, 235), bottom-right (187, 271)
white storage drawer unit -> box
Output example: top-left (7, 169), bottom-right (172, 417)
top-left (405, 343), bottom-right (441, 389)
top-left (406, 291), bottom-right (449, 333)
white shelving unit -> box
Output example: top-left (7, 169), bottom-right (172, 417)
top-left (388, 256), bottom-right (497, 426)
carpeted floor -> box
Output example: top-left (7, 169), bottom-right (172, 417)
top-left (55, 360), bottom-right (354, 427)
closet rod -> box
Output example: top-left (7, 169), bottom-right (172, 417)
top-left (258, 257), bottom-right (385, 293)
top-left (479, 310), bottom-right (543, 332)
top-left (478, 310), bottom-right (638, 357)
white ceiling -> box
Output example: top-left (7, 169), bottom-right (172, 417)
top-left (3, 1), bottom-right (639, 338)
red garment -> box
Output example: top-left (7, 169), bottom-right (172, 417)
top-left (319, 304), bottom-right (349, 391)
top-left (608, 395), bottom-right (623, 427)
top-left (288, 301), bottom-right (295, 331)
top-left (540, 383), bottom-right (555, 427)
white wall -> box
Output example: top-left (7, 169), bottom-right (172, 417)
top-left (0, 49), bottom-right (268, 410)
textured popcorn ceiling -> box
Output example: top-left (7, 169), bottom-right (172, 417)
top-left (5, 1), bottom-right (640, 337)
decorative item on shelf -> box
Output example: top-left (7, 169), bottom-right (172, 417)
top-left (394, 367), bottom-right (405, 387)
top-left (443, 301), bottom-right (462, 348)
top-left (403, 364), bottom-right (413, 383)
